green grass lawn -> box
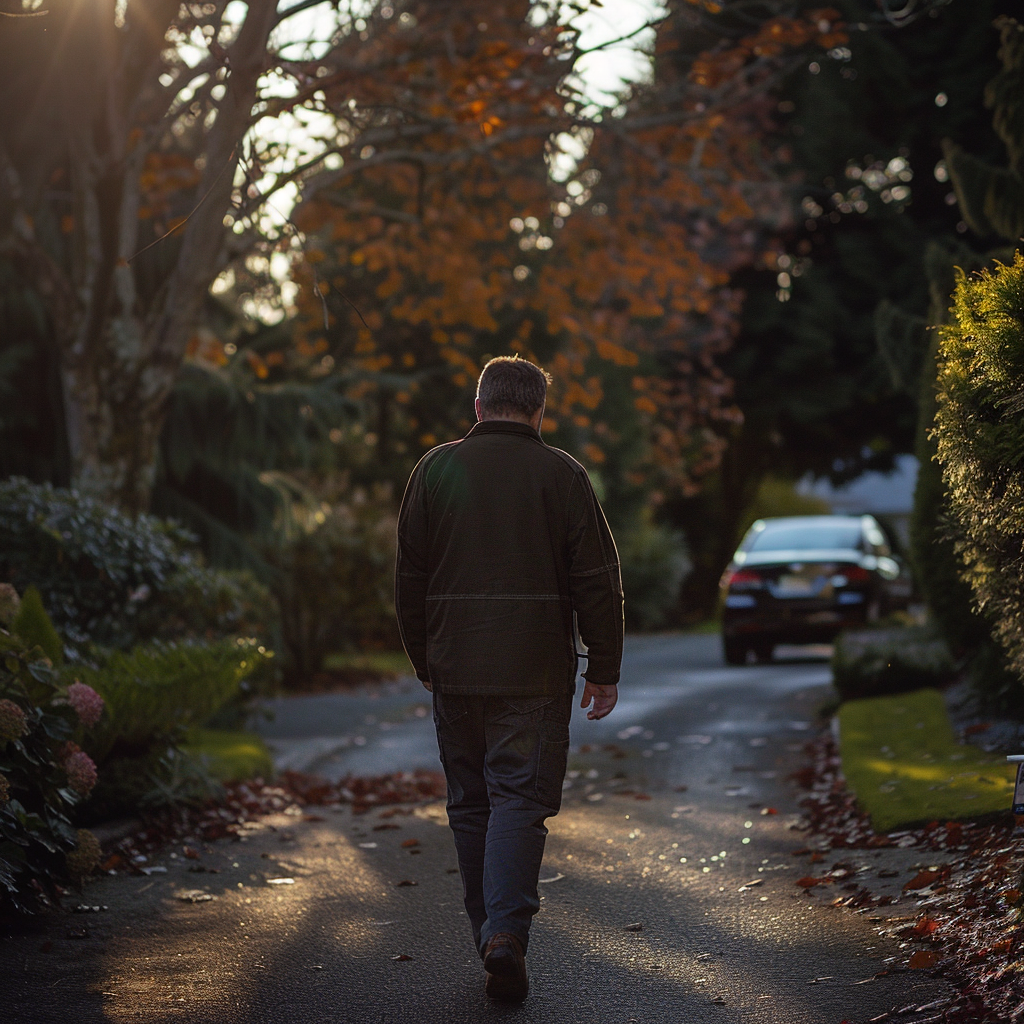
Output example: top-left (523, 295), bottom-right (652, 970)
top-left (838, 688), bottom-right (1016, 832)
top-left (183, 728), bottom-right (275, 782)
top-left (321, 650), bottom-right (414, 676)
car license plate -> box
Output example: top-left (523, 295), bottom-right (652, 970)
top-left (776, 574), bottom-right (815, 597)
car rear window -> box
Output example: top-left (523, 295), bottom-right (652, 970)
top-left (747, 523), bottom-right (862, 552)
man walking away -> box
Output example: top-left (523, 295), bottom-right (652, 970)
top-left (396, 356), bottom-right (623, 1003)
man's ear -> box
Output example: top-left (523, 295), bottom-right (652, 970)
top-left (475, 397), bottom-right (483, 422)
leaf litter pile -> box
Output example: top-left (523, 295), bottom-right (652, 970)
top-left (99, 769), bottom-right (446, 868)
top-left (794, 735), bottom-right (1023, 1023)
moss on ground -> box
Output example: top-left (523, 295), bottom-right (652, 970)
top-left (838, 688), bottom-right (1015, 832)
top-left (184, 728), bottom-right (275, 782)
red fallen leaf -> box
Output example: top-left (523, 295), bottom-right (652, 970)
top-left (796, 876), bottom-right (825, 888)
top-left (989, 939), bottom-right (1013, 954)
top-left (911, 915), bottom-right (940, 938)
top-left (391, 954), bottom-right (414, 961)
top-left (791, 847), bottom-right (811, 856)
top-left (401, 839), bottom-right (420, 848)
top-left (633, 793), bottom-right (652, 801)
top-left (809, 851), bottom-right (825, 863)
top-left (394, 880), bottom-right (418, 887)
top-left (904, 869), bottom-right (945, 892)
top-left (1003, 888), bottom-right (1021, 903)
top-left (182, 845), bottom-right (201, 860)
top-left (760, 807), bottom-right (778, 816)
top-left (373, 823), bottom-right (401, 831)
top-left (674, 785), bottom-right (688, 792)
top-left (100, 854), bottom-right (123, 872)
top-left (964, 722), bottom-right (992, 735)
top-left (303, 814), bottom-right (325, 822)
top-left (908, 950), bottom-right (940, 970)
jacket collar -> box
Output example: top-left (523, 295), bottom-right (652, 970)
top-left (467, 419), bottom-right (543, 442)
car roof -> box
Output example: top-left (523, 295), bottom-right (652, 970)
top-left (753, 515), bottom-right (867, 527)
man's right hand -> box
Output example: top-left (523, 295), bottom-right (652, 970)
top-left (580, 681), bottom-right (617, 720)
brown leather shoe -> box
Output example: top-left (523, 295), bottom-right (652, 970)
top-left (483, 933), bottom-right (528, 1003)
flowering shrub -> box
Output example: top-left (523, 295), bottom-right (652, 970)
top-left (0, 622), bottom-right (103, 914)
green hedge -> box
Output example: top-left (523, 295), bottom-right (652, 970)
top-left (935, 254), bottom-right (1024, 692)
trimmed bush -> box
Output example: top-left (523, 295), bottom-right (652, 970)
top-left (0, 478), bottom-right (273, 653)
top-left (934, 254), bottom-right (1024, 693)
top-left (832, 626), bottom-right (954, 702)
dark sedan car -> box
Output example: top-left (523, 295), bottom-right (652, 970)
top-left (720, 514), bottom-right (911, 665)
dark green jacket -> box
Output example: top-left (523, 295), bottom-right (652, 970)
top-left (395, 419), bottom-right (623, 695)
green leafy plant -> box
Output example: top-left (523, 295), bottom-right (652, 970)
top-left (832, 626), bottom-right (954, 703)
top-left (262, 478), bottom-right (400, 682)
top-left (934, 253), bottom-right (1024, 700)
top-left (0, 478), bottom-right (274, 653)
top-left (617, 512), bottom-right (690, 632)
top-left (74, 638), bottom-right (266, 763)
top-left (0, 620), bottom-right (103, 914)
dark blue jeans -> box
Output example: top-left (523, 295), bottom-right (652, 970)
top-left (432, 689), bottom-right (572, 958)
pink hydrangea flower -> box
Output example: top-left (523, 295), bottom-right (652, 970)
top-left (0, 698), bottom-right (27, 743)
top-left (65, 750), bottom-right (98, 796)
top-left (66, 682), bottom-right (104, 728)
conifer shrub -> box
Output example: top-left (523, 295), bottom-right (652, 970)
top-left (0, 479), bottom-right (274, 653)
top-left (934, 253), bottom-right (1024, 699)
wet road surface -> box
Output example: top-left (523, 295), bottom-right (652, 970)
top-left (3, 634), bottom-right (949, 1023)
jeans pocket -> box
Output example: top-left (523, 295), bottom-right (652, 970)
top-left (435, 692), bottom-right (470, 727)
top-left (502, 696), bottom-right (552, 716)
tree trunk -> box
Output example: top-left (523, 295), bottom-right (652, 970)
top-left (2, 0), bottom-right (279, 512)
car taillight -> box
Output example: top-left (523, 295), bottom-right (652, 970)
top-left (840, 565), bottom-right (871, 582)
top-left (726, 569), bottom-right (763, 588)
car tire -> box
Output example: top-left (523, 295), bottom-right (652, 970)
top-left (753, 642), bottom-right (774, 664)
top-left (722, 638), bottom-right (747, 666)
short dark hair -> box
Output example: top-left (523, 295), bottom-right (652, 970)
top-left (476, 356), bottom-right (551, 419)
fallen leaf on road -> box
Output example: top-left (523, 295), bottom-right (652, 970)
top-left (358, 842), bottom-right (378, 849)
top-left (182, 846), bottom-right (201, 860)
top-left (266, 877), bottom-right (295, 885)
top-left (176, 890), bottom-right (215, 903)
top-left (796, 876), bottom-right (825, 888)
top-left (538, 873), bottom-right (565, 884)
top-left (903, 869), bottom-right (945, 892)
top-left (908, 950), bottom-right (940, 970)
top-left (391, 954), bottom-right (414, 961)
top-left (394, 880), bottom-right (418, 887)
top-left (760, 807), bottom-right (777, 816)
top-left (910, 915), bottom-right (939, 938)
top-left (806, 976), bottom-right (834, 984)
top-left (623, 922), bottom-right (643, 931)
top-left (401, 839), bottom-right (420, 848)
top-left (738, 879), bottom-right (763, 891)
top-left (373, 824), bottom-right (401, 831)
top-left (710, 996), bottom-right (726, 1005)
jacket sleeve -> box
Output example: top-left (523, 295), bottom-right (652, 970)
top-left (395, 460), bottom-right (431, 683)
top-left (566, 471), bottom-right (624, 686)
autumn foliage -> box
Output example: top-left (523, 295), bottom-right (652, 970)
top-left (285, 2), bottom-right (846, 500)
